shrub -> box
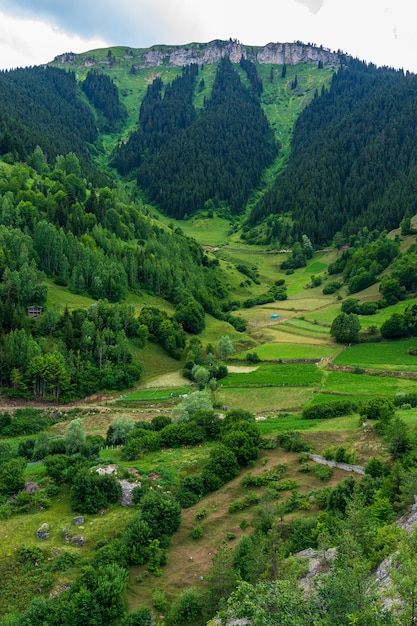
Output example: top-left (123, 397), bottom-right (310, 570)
top-left (323, 281), bottom-right (342, 294)
top-left (277, 431), bottom-right (311, 452)
top-left (358, 301), bottom-right (378, 315)
top-left (168, 588), bottom-right (202, 625)
top-left (229, 501), bottom-right (245, 513)
top-left (302, 400), bottom-right (357, 420)
top-left (153, 588), bottom-right (168, 612)
top-left (17, 545), bottom-right (44, 565)
top-left (241, 467), bottom-right (285, 487)
top-left (50, 551), bottom-right (79, 572)
top-left (276, 478), bottom-right (300, 491)
top-left (192, 525), bottom-right (203, 540)
top-left (314, 464), bottom-right (333, 481)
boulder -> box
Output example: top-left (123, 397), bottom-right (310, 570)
top-left (36, 523), bottom-right (50, 540)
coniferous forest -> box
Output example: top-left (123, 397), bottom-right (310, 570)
top-left (247, 58), bottom-right (417, 245)
top-left (3, 41), bottom-right (417, 626)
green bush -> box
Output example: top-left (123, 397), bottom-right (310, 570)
top-left (192, 525), bottom-right (203, 540)
top-left (50, 551), bottom-right (79, 572)
top-left (153, 588), bottom-right (168, 612)
top-left (314, 464), bottom-right (333, 481)
top-left (196, 507), bottom-right (207, 520)
top-left (302, 400), bottom-right (357, 420)
top-left (323, 281), bottom-right (342, 294)
top-left (277, 431), bottom-right (311, 451)
top-left (276, 478), bottom-right (300, 491)
top-left (241, 467), bottom-right (285, 487)
top-left (229, 501), bottom-right (245, 513)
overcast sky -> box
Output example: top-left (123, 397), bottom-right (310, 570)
top-left (0, 0), bottom-right (415, 72)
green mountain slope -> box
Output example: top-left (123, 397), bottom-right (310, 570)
top-left (49, 42), bottom-right (336, 220)
top-left (248, 58), bottom-right (417, 246)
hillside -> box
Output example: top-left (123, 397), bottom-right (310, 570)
top-left (50, 40), bottom-right (337, 224)
top-left (3, 39), bottom-right (417, 626)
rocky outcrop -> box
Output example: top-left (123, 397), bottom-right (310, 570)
top-left (118, 479), bottom-right (141, 506)
top-left (53, 40), bottom-right (342, 70)
top-left (305, 452), bottom-right (365, 475)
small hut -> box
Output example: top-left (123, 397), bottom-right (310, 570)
top-left (27, 306), bottom-right (43, 318)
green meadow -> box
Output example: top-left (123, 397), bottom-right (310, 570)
top-left (220, 363), bottom-right (323, 388)
top-left (333, 339), bottom-right (417, 371)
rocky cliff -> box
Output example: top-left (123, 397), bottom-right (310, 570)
top-left (54, 39), bottom-right (342, 70)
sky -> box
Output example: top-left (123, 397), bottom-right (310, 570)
top-left (0, 0), bottom-right (415, 73)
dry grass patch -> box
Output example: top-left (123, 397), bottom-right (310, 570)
top-left (217, 387), bottom-right (314, 414)
top-left (140, 370), bottom-right (190, 388)
top-left (51, 408), bottom-right (168, 438)
top-left (303, 427), bottom-right (387, 466)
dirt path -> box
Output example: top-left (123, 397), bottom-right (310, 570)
top-left (0, 392), bottom-right (117, 413)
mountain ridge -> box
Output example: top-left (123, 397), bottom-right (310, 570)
top-left (52, 39), bottom-right (342, 70)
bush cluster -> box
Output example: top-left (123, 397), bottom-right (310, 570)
top-left (302, 400), bottom-right (357, 420)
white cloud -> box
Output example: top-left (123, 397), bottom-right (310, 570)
top-left (0, 0), bottom-right (416, 72)
top-left (0, 11), bottom-right (108, 70)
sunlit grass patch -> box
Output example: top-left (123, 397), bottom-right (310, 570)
top-left (333, 339), bottom-right (417, 371)
top-left (121, 386), bottom-right (191, 402)
top-left (216, 386), bottom-right (314, 413)
top-left (236, 342), bottom-right (336, 360)
top-left (322, 371), bottom-right (417, 396)
top-left (220, 363), bottom-right (323, 387)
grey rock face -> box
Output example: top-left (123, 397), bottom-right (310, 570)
top-left (54, 40), bottom-right (341, 71)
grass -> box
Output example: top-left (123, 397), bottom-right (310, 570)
top-left (135, 341), bottom-right (184, 383)
top-left (321, 371), bottom-right (417, 397)
top-left (284, 318), bottom-right (330, 334)
top-left (333, 339), bottom-right (417, 371)
top-left (101, 442), bottom-right (213, 488)
top-left (220, 363), bottom-right (323, 387)
top-left (236, 342), bottom-right (337, 360)
top-left (217, 386), bottom-right (314, 413)
top-left (256, 413), bottom-right (361, 434)
top-left (120, 386), bottom-right (191, 402)
top-left (46, 281), bottom-right (97, 311)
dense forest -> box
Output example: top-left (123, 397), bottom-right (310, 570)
top-left (0, 67), bottom-right (99, 179)
top-left (114, 58), bottom-right (278, 218)
top-left (246, 58), bottom-right (417, 246)
top-left (0, 153), bottom-right (248, 400)
top-left (82, 69), bottom-right (128, 132)
top-left (2, 54), bottom-right (417, 245)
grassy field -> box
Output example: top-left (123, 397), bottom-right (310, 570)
top-left (120, 386), bottom-right (191, 402)
top-left (220, 363), bottom-right (323, 388)
top-left (333, 339), bottom-right (417, 371)
top-left (320, 370), bottom-right (417, 397)
top-left (236, 342), bottom-right (338, 360)
top-left (217, 386), bottom-right (315, 413)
